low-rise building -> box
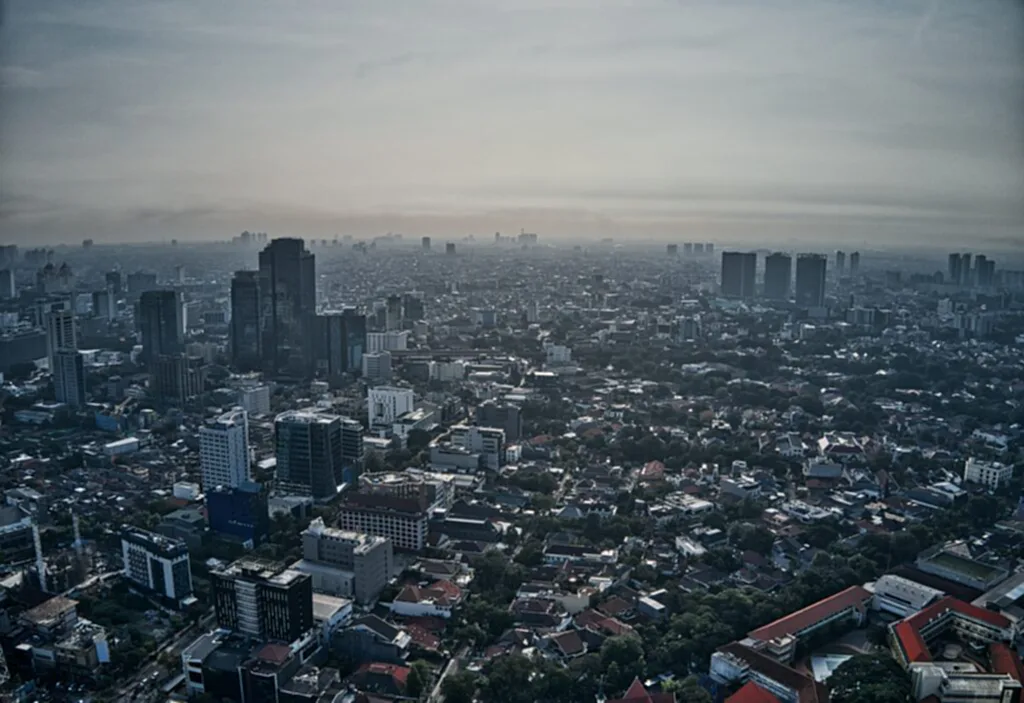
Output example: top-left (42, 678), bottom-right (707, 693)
top-left (963, 457), bottom-right (1013, 490)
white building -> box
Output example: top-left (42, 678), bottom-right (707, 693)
top-left (449, 424), bottom-right (506, 471)
top-left (46, 310), bottom-right (77, 370)
top-left (199, 408), bottom-right (251, 490)
top-left (428, 360), bottom-right (465, 382)
top-left (870, 574), bottom-right (944, 618)
top-left (236, 384), bottom-right (271, 416)
top-left (545, 343), bottom-right (572, 366)
top-left (366, 330), bottom-right (409, 353)
top-left (121, 527), bottom-right (193, 605)
top-left (368, 386), bottom-right (415, 429)
top-left (963, 457), bottom-right (1013, 490)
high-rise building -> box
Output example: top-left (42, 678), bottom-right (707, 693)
top-left (200, 408), bottom-right (251, 490)
top-left (720, 252), bottom-right (757, 299)
top-left (211, 559), bottom-right (313, 642)
top-left (948, 253), bottom-right (963, 286)
top-left (385, 295), bottom-right (403, 332)
top-left (275, 410), bottom-right (346, 500)
top-left (705, 243), bottom-right (714, 254)
top-left (403, 293), bottom-right (425, 322)
top-left (46, 309), bottom-right (77, 370)
top-left (362, 351), bottom-right (392, 384)
top-left (314, 309), bottom-right (366, 379)
top-left (338, 416), bottom-right (365, 484)
top-left (92, 289), bottom-right (116, 320)
top-left (848, 252), bottom-right (860, 275)
top-left (230, 270), bottom-right (262, 371)
top-left (54, 350), bottom-right (86, 407)
top-left (795, 254), bottom-right (827, 308)
top-left (667, 244), bottom-right (678, 256)
top-left (445, 242), bottom-right (456, 255)
top-left (207, 482), bottom-right (270, 548)
top-left (683, 242), bottom-right (693, 256)
top-left (126, 271), bottom-right (158, 297)
top-left (960, 253), bottom-right (973, 287)
top-left (138, 290), bottom-right (183, 363)
top-left (368, 387), bottom-right (415, 429)
top-left (475, 400), bottom-right (523, 442)
top-left (835, 251), bottom-right (846, 274)
top-left (105, 271), bottom-right (122, 296)
top-left (0, 269), bottom-right (15, 299)
top-left (150, 354), bottom-right (205, 405)
top-left (121, 526), bottom-right (193, 606)
top-left (764, 253), bottom-right (793, 300)
top-left (421, 236), bottom-right (431, 251)
top-left (977, 258), bottom-right (996, 288)
top-left (298, 518), bottom-right (392, 605)
top-left (258, 238), bottom-right (316, 377)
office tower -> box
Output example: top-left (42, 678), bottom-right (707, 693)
top-left (694, 243), bottom-right (705, 254)
top-left (948, 253), bottom-right (963, 286)
top-left (445, 242), bottom-right (456, 255)
top-left (230, 270), bottom-right (262, 371)
top-left (683, 242), bottom-right (693, 256)
top-left (720, 251), bottom-right (757, 298)
top-left (385, 295), bottom-right (403, 332)
top-left (138, 290), bottom-right (183, 362)
top-left (258, 238), bottom-right (316, 377)
top-left (45, 309), bottom-right (77, 371)
top-left (666, 244), bottom-right (678, 256)
top-left (0, 245), bottom-right (17, 267)
top-left (795, 254), bottom-right (828, 308)
top-left (362, 351), bottom-right (392, 384)
top-left (449, 424), bottom-right (506, 470)
top-left (764, 253), bottom-right (793, 300)
top-left (476, 400), bottom-right (523, 442)
top-left (275, 410), bottom-right (346, 500)
top-left (961, 254), bottom-right (973, 286)
top-left (151, 354), bottom-right (205, 405)
top-left (314, 308), bottom-right (366, 379)
top-left (421, 236), bottom-right (431, 251)
top-left (0, 269), bottom-right (14, 299)
top-left (54, 350), bottom-right (86, 407)
top-left (337, 417), bottom-right (365, 484)
top-left (299, 518), bottom-right (392, 605)
top-left (200, 408), bottom-right (251, 490)
top-left (121, 526), bottom-right (193, 606)
top-left (207, 482), bottom-right (270, 548)
top-left (403, 293), bottom-right (425, 322)
top-left (211, 559), bottom-right (313, 642)
top-left (848, 252), bottom-right (860, 275)
top-left (92, 289), bottom-right (116, 320)
top-left (105, 271), bottom-right (122, 296)
top-left (978, 258), bottom-right (996, 288)
top-left (368, 386), bottom-right (415, 429)
top-left (835, 251), bottom-right (846, 274)
top-left (126, 271), bottom-right (158, 297)
top-left (705, 243), bottom-right (714, 254)
top-left (236, 384), bottom-right (271, 416)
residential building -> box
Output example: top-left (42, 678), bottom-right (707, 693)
top-left (795, 254), bottom-right (827, 308)
top-left (121, 526), bottom-right (194, 606)
top-left (207, 482), bottom-right (270, 548)
top-left (293, 517), bottom-right (392, 605)
top-left (390, 580), bottom-right (463, 619)
top-left (200, 407), bottom-right (251, 490)
top-left (211, 559), bottom-right (313, 642)
top-left (275, 410), bottom-right (346, 501)
top-left (53, 349), bottom-right (86, 407)
top-left (963, 457), bottom-right (1013, 490)
top-left (230, 270), bottom-right (262, 371)
top-left (45, 309), bottom-right (76, 370)
top-left (721, 251), bottom-right (757, 299)
top-left (764, 253), bottom-right (792, 300)
top-left (258, 238), bottom-right (316, 377)
top-left (368, 386), bottom-right (415, 430)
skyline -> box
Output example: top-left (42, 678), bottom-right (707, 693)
top-left (1, 0), bottom-right (1023, 248)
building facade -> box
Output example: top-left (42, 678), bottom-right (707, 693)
top-left (211, 559), bottom-right (313, 642)
top-left (258, 238), bottom-right (316, 378)
top-left (200, 408), bottom-right (252, 490)
top-left (275, 410), bottom-right (345, 500)
top-left (230, 270), bottom-right (262, 371)
top-left (121, 526), bottom-right (193, 606)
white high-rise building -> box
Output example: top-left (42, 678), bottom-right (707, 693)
top-left (199, 408), bottom-right (251, 490)
top-left (54, 350), bottom-right (86, 407)
top-left (368, 386), bottom-right (414, 429)
top-left (236, 384), bottom-right (271, 416)
top-left (46, 309), bottom-right (77, 369)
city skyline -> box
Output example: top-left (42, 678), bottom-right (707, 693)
top-left (1, 0), bottom-right (1022, 248)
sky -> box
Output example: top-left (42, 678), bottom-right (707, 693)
top-left (1, 0), bottom-right (1023, 248)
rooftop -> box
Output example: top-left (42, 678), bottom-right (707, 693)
top-left (748, 586), bottom-right (872, 643)
top-left (22, 596), bottom-right (78, 627)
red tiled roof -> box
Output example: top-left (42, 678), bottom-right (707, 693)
top-left (989, 643), bottom-right (1024, 683)
top-left (404, 624), bottom-right (440, 651)
top-left (906, 596), bottom-right (1011, 631)
top-left (726, 681), bottom-right (782, 703)
top-left (357, 662), bottom-right (410, 688)
top-left (748, 586), bottom-right (872, 642)
top-left (606, 677), bottom-right (676, 703)
top-left (598, 596), bottom-right (634, 617)
top-left (892, 621), bottom-right (931, 663)
top-left (395, 579), bottom-right (463, 607)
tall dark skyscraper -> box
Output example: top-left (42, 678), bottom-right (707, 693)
top-left (948, 253), bottom-right (963, 285)
top-left (258, 238), bottom-right (316, 377)
top-left (764, 253), bottom-right (793, 300)
top-left (275, 410), bottom-right (345, 500)
top-left (105, 270), bottom-right (122, 296)
top-left (230, 270), bottom-right (262, 371)
top-left (848, 251), bottom-right (860, 275)
top-left (314, 308), bottom-right (366, 379)
top-left (795, 254), bottom-right (827, 308)
top-left (138, 290), bottom-right (183, 362)
top-left (835, 250), bottom-right (846, 274)
top-left (960, 253), bottom-right (972, 286)
top-left (421, 236), bottom-right (431, 251)
top-left (720, 251), bottom-right (757, 298)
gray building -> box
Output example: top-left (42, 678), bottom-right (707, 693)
top-left (294, 517), bottom-right (392, 605)
top-left (121, 526), bottom-right (193, 606)
top-left (275, 410), bottom-right (346, 501)
top-left (475, 400), bottom-right (523, 442)
top-left (138, 290), bottom-right (183, 362)
top-left (229, 270), bottom-right (262, 371)
top-left (53, 350), bottom-right (86, 407)
top-left (795, 254), bottom-right (827, 308)
top-left (258, 238), bottom-right (316, 378)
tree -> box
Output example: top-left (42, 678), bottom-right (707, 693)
top-left (406, 660), bottom-right (432, 700)
top-left (828, 654), bottom-right (912, 703)
top-left (662, 676), bottom-right (712, 703)
top-left (441, 671), bottom-right (478, 703)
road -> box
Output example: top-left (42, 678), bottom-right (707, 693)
top-left (428, 646), bottom-right (468, 703)
top-left (115, 611), bottom-right (216, 702)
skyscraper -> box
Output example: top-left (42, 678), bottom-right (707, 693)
top-left (150, 354), bottom-right (205, 405)
top-left (385, 295), bottom-right (403, 331)
top-left (138, 290), bottom-right (183, 362)
top-left (211, 559), bottom-right (312, 642)
top-left (230, 270), bottom-right (262, 371)
top-left (978, 258), bottom-right (996, 288)
top-left (45, 309), bottom-right (77, 370)
top-left (105, 270), bottom-right (122, 296)
top-left (421, 236), bottom-right (431, 251)
top-left (961, 253), bottom-right (972, 287)
top-left (314, 308), bottom-right (366, 379)
top-left (54, 349), bottom-right (86, 407)
top-left (720, 251), bottom-right (757, 298)
top-left (445, 242), bottom-right (456, 255)
top-left (795, 254), bottom-right (827, 308)
top-left (764, 253), bottom-right (793, 300)
top-left (0, 269), bottom-right (15, 299)
top-left (199, 408), bottom-right (251, 490)
top-left (92, 289), bottom-right (116, 320)
top-left (835, 251), bottom-right (846, 274)
top-left (948, 253), bottom-right (963, 286)
top-left (275, 410), bottom-right (346, 500)
top-left (849, 251), bottom-right (860, 275)
top-left (258, 238), bottom-right (316, 377)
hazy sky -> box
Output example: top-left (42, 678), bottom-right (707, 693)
top-left (1, 0), bottom-right (1022, 247)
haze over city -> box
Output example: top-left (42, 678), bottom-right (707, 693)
top-left (1, 0), bottom-right (1023, 248)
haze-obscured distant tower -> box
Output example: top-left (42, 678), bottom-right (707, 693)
top-left (835, 251), bottom-right (846, 274)
top-left (258, 238), bottom-right (316, 377)
top-left (385, 295), bottom-right (403, 331)
top-left (720, 252), bottom-right (757, 299)
top-left (764, 253), bottom-right (792, 300)
top-left (667, 244), bottom-right (678, 256)
top-left (446, 242), bottom-right (456, 255)
top-left (795, 254), bottom-right (827, 308)
top-left (848, 251), bottom-right (860, 276)
top-left (230, 270), bottom-right (262, 371)
top-left (105, 271), bottom-right (122, 296)
top-left (960, 253), bottom-right (972, 286)
top-left (948, 253), bottom-right (962, 285)
top-left (421, 236), bottom-right (431, 251)
top-left (0, 269), bottom-right (15, 299)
